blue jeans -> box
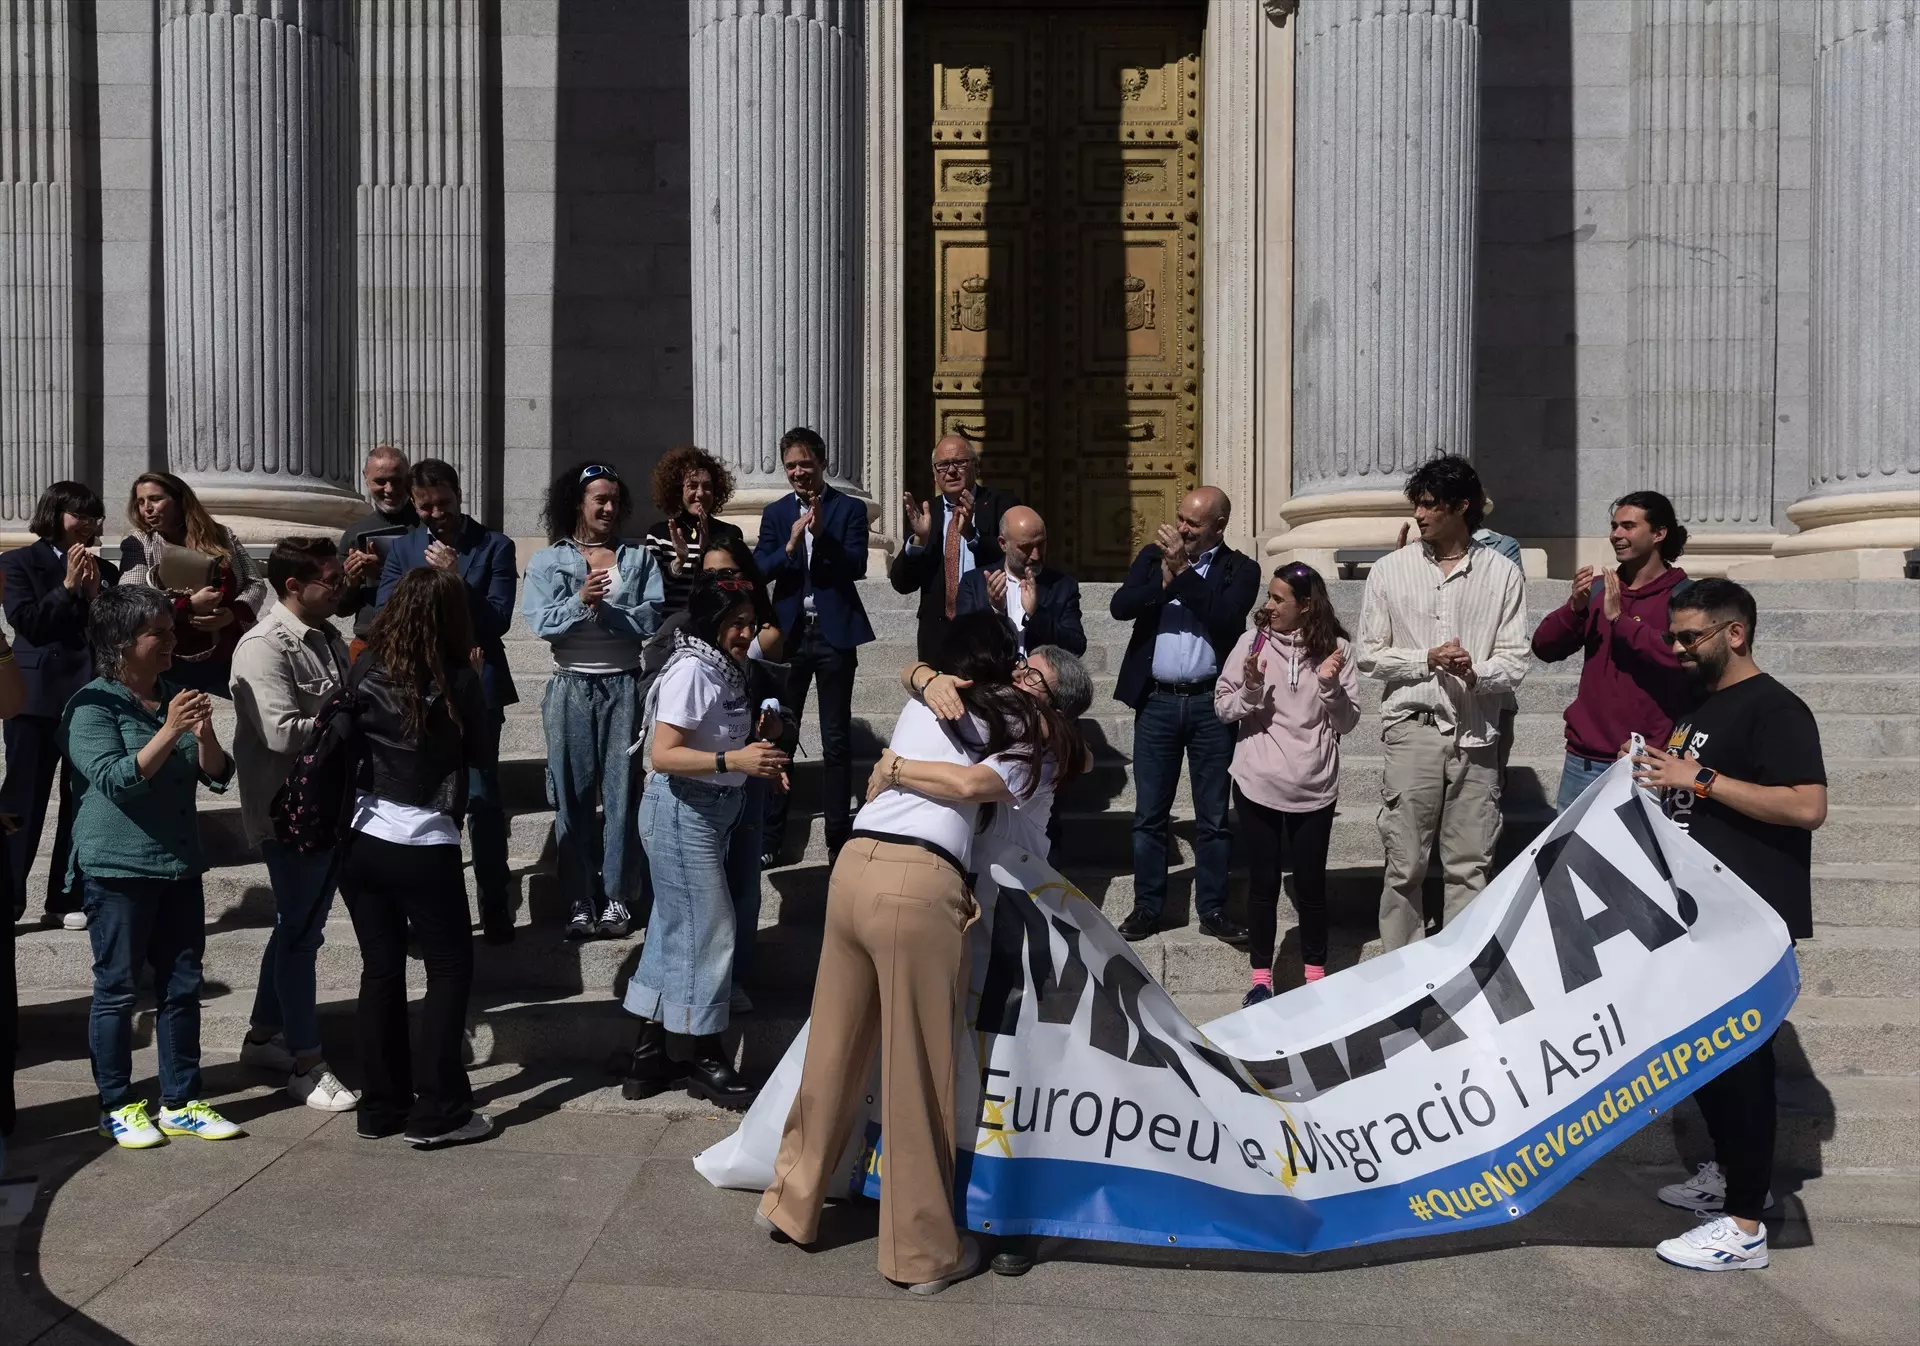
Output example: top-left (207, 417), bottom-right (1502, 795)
top-left (626, 774), bottom-right (742, 1036)
top-left (250, 841), bottom-right (341, 1058)
top-left (84, 874), bottom-right (206, 1110)
top-left (1130, 691), bottom-right (1235, 923)
top-left (1555, 750), bottom-right (1614, 813)
top-left (543, 669), bottom-right (641, 911)
top-left (466, 708), bottom-right (510, 922)
top-left (725, 777), bottom-right (769, 985)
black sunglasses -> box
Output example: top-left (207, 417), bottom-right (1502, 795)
top-left (1661, 620), bottom-right (1732, 650)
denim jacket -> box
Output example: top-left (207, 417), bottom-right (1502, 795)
top-left (522, 538), bottom-right (665, 644)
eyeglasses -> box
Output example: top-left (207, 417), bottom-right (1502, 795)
top-left (1661, 620), bottom-right (1732, 649)
top-left (579, 464), bottom-right (618, 483)
top-left (1013, 658), bottom-right (1056, 704)
top-left (710, 577), bottom-right (756, 593)
top-left (932, 460), bottom-right (972, 476)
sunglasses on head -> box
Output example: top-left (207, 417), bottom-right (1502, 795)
top-left (579, 464), bottom-right (618, 484)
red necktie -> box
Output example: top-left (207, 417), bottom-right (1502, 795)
top-left (943, 504), bottom-right (963, 620)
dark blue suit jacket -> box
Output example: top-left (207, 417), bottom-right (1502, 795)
top-left (1, 540), bottom-right (120, 719)
top-left (953, 565), bottom-right (1087, 658)
top-left (1109, 543), bottom-right (1262, 711)
top-left (376, 517), bottom-right (519, 708)
top-left (753, 486), bottom-right (875, 650)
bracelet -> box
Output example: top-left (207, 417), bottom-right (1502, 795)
top-left (888, 756), bottom-right (902, 789)
top-left (910, 663), bottom-right (934, 694)
top-left (716, 751), bottom-right (728, 775)
top-left (0, 652), bottom-right (13, 666)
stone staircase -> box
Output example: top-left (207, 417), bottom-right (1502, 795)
top-left (10, 577), bottom-right (1918, 1177)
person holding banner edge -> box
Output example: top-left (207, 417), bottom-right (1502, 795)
top-left (1630, 577), bottom-right (1826, 1273)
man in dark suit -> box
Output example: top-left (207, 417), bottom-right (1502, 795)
top-left (376, 458), bottom-right (520, 943)
top-left (0, 482), bottom-right (119, 926)
top-left (1111, 487), bottom-right (1260, 945)
top-left (889, 434), bottom-right (1019, 661)
top-left (754, 426), bottom-right (875, 867)
top-left (953, 505), bottom-right (1085, 658)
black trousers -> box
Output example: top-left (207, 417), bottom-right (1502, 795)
top-left (1, 715), bottom-right (81, 918)
top-left (1233, 787), bottom-right (1335, 970)
top-left (1693, 1030), bottom-right (1777, 1222)
top-left (764, 622), bottom-right (859, 855)
top-left (340, 833), bottom-right (474, 1137)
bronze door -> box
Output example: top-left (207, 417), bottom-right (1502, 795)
top-left (906, 6), bottom-right (1203, 580)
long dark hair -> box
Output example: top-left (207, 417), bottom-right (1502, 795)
top-left (1612, 490), bottom-right (1689, 562)
top-left (684, 571), bottom-right (759, 656)
top-left (700, 539), bottom-right (774, 628)
top-left (1271, 562), bottom-right (1350, 664)
top-left (934, 612), bottom-right (1087, 795)
top-left (540, 462), bottom-right (633, 542)
top-left (365, 568), bottom-right (475, 738)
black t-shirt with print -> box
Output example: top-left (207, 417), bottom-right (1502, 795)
top-left (1660, 672), bottom-right (1825, 938)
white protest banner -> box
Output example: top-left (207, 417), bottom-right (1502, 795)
top-left (697, 761), bottom-right (1797, 1253)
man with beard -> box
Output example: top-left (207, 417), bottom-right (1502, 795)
top-left (1630, 578), bottom-right (1826, 1274)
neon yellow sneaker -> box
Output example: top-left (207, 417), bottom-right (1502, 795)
top-left (156, 1100), bottom-right (245, 1141)
top-left (98, 1100), bottom-right (165, 1149)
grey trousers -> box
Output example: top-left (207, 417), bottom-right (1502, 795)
top-left (1376, 716), bottom-right (1502, 951)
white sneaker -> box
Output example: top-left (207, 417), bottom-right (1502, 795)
top-left (61, 911), bottom-right (88, 931)
top-left (1657, 1160), bottom-right (1774, 1213)
top-left (1656, 1215), bottom-right (1769, 1271)
top-left (238, 1032), bottom-right (297, 1074)
top-left (730, 985), bottom-right (753, 1015)
top-left (97, 1100), bottom-right (165, 1149)
top-left (157, 1100), bottom-right (245, 1141)
top-left (288, 1064), bottom-right (361, 1113)
top-left (907, 1236), bottom-right (982, 1296)
top-left (404, 1111), bottom-right (493, 1149)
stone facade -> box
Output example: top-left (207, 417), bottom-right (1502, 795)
top-left (1, 0), bottom-right (1913, 567)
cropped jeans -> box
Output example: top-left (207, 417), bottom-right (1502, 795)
top-left (626, 774), bottom-right (742, 1036)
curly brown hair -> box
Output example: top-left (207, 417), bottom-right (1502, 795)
top-left (364, 567), bottom-right (475, 740)
top-left (650, 445), bottom-right (735, 516)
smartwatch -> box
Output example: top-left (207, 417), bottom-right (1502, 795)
top-left (716, 751), bottom-right (728, 775)
top-left (1691, 767), bottom-right (1717, 799)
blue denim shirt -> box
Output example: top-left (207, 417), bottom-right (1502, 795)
top-left (522, 538), bottom-right (665, 644)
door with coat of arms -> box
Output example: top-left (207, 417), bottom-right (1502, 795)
top-left (906, 3), bottom-right (1204, 580)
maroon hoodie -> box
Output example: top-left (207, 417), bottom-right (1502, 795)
top-left (1530, 565), bottom-right (1693, 762)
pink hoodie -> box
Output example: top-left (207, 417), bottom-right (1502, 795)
top-left (1214, 628), bottom-right (1361, 812)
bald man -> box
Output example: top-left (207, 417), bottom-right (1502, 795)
top-left (1110, 487), bottom-right (1262, 945)
top-left (889, 435), bottom-right (1021, 661)
top-left (953, 505), bottom-right (1086, 658)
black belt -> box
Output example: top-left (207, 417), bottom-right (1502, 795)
top-left (1150, 678), bottom-right (1214, 697)
top-left (848, 830), bottom-right (969, 881)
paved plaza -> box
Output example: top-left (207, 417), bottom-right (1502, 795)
top-left (2, 1045), bottom-right (1915, 1346)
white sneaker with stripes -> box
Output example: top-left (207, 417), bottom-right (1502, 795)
top-left (1657, 1216), bottom-right (1769, 1271)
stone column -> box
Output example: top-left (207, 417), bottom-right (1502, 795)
top-left (1775, 0), bottom-right (1920, 570)
top-left (1279, 0), bottom-right (1480, 562)
top-left (0, 0), bottom-right (79, 535)
top-left (1629, 0), bottom-right (1781, 575)
top-left (358, 0), bottom-right (486, 505)
top-left (861, 0), bottom-right (902, 554)
top-left (691, 0), bottom-right (867, 518)
top-left (159, 0), bottom-right (360, 540)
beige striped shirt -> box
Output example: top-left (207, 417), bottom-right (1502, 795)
top-left (1357, 541), bottom-right (1530, 748)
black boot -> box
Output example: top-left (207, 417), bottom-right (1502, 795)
top-left (615, 1020), bottom-right (689, 1101)
top-left (672, 1033), bottom-right (759, 1111)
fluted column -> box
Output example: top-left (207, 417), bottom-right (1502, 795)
top-left (1629, 0), bottom-right (1782, 573)
top-left (160, 0), bottom-right (360, 539)
top-left (860, 0), bottom-right (901, 553)
top-left (1779, 0), bottom-right (1920, 562)
top-left (1279, 0), bottom-right (1479, 557)
top-left (0, 0), bottom-right (78, 533)
top-left (691, 0), bottom-right (866, 513)
top-left (358, 0), bottom-right (485, 503)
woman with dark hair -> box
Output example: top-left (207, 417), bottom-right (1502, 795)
top-left (118, 471), bottom-right (268, 697)
top-left (619, 572), bottom-right (788, 1107)
top-left (524, 462), bottom-right (664, 940)
top-left (1, 481), bottom-right (119, 928)
top-left (340, 567), bottom-right (493, 1149)
top-left (60, 585), bottom-right (241, 1148)
top-left (757, 611), bottom-right (1079, 1296)
top-left (644, 445), bottom-right (744, 615)
top-left (1215, 562), bottom-right (1359, 999)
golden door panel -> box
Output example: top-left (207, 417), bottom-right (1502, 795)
top-left (907, 5), bottom-right (1201, 578)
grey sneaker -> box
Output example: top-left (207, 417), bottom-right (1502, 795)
top-left (405, 1112), bottom-right (494, 1149)
top-left (907, 1236), bottom-right (982, 1296)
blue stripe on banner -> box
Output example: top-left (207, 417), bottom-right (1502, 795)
top-left (957, 948), bottom-right (1801, 1254)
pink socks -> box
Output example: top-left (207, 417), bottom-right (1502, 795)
top-left (1249, 968), bottom-right (1273, 990)
top-left (1303, 964), bottom-right (1326, 983)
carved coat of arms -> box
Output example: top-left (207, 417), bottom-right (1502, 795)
top-left (1113, 274), bottom-right (1153, 331)
top-left (950, 274), bottom-right (990, 332)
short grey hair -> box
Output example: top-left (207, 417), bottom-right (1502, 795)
top-left (930, 438), bottom-right (980, 464)
top-left (89, 586), bottom-right (171, 682)
top-left (1029, 645), bottom-right (1092, 719)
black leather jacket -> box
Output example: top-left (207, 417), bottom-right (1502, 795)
top-left (348, 653), bottom-right (488, 823)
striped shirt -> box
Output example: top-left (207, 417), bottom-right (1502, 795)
top-left (1357, 540), bottom-right (1529, 748)
top-left (641, 515), bottom-right (745, 616)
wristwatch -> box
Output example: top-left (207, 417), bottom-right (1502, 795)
top-left (715, 751), bottom-right (728, 775)
top-left (1691, 767), bottom-right (1717, 799)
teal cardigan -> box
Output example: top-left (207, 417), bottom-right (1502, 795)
top-left (58, 676), bottom-right (234, 885)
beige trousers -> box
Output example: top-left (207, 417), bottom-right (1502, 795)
top-left (1376, 716), bottom-right (1503, 951)
top-left (758, 837), bottom-right (979, 1285)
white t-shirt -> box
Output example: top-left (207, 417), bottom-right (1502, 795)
top-left (654, 657), bottom-right (751, 786)
top-left (853, 700), bottom-right (1024, 869)
top-left (984, 756), bottom-right (1056, 859)
top-left (351, 792), bottom-right (461, 847)
top-left (1001, 571), bottom-right (1030, 652)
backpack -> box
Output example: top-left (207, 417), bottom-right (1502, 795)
top-left (268, 681), bottom-right (365, 854)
